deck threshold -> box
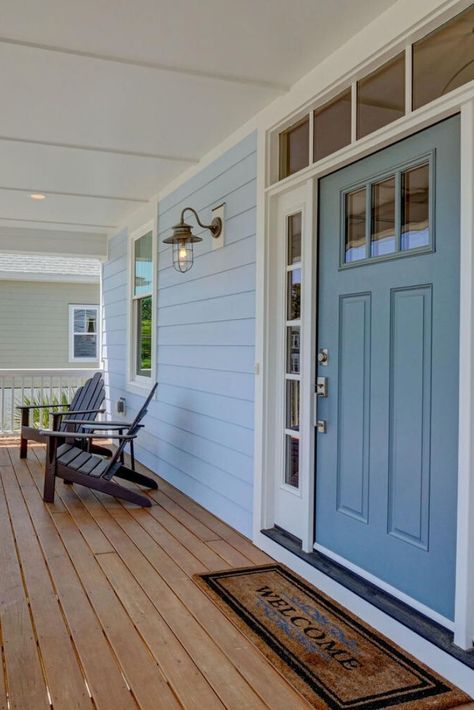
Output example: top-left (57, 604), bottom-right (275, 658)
top-left (262, 525), bottom-right (474, 671)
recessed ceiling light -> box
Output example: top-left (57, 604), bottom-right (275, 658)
top-left (30, 193), bottom-right (46, 200)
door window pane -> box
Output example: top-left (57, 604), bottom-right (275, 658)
top-left (279, 118), bottom-right (309, 179)
top-left (134, 231), bottom-right (153, 296)
top-left (287, 213), bottom-right (302, 265)
top-left (357, 53), bottom-right (405, 139)
top-left (136, 295), bottom-right (152, 377)
top-left (286, 326), bottom-right (300, 374)
top-left (285, 436), bottom-right (299, 488)
top-left (371, 177), bottom-right (396, 257)
top-left (413, 6), bottom-right (474, 110)
top-left (401, 163), bottom-right (430, 251)
top-left (314, 88), bottom-right (352, 162)
top-left (286, 380), bottom-right (300, 431)
top-left (345, 188), bottom-right (367, 263)
top-left (287, 269), bottom-right (301, 320)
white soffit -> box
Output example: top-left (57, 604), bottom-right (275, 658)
top-left (0, 0), bottom-right (397, 233)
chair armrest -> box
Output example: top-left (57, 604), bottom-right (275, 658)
top-left (17, 403), bottom-right (70, 411)
top-left (39, 430), bottom-right (136, 441)
top-left (50, 408), bottom-right (105, 418)
top-left (80, 421), bottom-right (132, 428)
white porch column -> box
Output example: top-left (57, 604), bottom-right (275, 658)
top-left (454, 97), bottom-right (474, 649)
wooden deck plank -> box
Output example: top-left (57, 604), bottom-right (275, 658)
top-left (50, 511), bottom-right (181, 710)
top-left (146, 501), bottom-right (231, 570)
top-left (134, 459), bottom-right (273, 565)
top-left (207, 538), bottom-right (255, 567)
top-left (149, 488), bottom-right (221, 542)
top-left (0, 465), bottom-right (50, 710)
top-left (64, 485), bottom-right (268, 710)
top-left (6, 450), bottom-right (137, 710)
top-left (78, 488), bottom-right (310, 710)
top-left (96, 553), bottom-right (226, 710)
top-left (0, 440), bottom-right (310, 710)
top-left (126, 507), bottom-right (208, 577)
top-left (1, 462), bottom-right (93, 710)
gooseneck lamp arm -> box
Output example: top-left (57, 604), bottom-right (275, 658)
top-left (177, 207), bottom-right (222, 238)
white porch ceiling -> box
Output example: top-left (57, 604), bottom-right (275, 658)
top-left (0, 0), bottom-right (397, 237)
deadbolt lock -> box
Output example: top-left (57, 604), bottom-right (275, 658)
top-left (316, 376), bottom-right (328, 397)
top-left (316, 420), bottom-right (327, 434)
top-left (318, 348), bottom-right (329, 365)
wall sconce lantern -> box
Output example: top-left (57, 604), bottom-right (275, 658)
top-left (163, 206), bottom-right (223, 273)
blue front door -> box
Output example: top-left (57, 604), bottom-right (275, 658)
top-left (315, 116), bottom-right (460, 620)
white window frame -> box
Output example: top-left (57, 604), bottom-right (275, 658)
top-left (127, 220), bottom-right (157, 393)
top-left (68, 304), bottom-right (100, 363)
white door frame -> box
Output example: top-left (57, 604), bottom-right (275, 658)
top-left (253, 85), bottom-right (474, 650)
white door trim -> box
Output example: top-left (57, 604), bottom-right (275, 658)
top-left (454, 97), bottom-right (474, 649)
top-left (254, 87), bottom-right (474, 649)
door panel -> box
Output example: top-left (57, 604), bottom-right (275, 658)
top-left (315, 116), bottom-right (460, 620)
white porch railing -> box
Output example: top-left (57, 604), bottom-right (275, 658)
top-left (0, 368), bottom-right (100, 434)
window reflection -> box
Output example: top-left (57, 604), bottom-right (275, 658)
top-left (287, 269), bottom-right (301, 320)
top-left (357, 53), bottom-right (405, 139)
top-left (314, 89), bottom-right (352, 162)
top-left (287, 326), bottom-right (300, 375)
top-left (286, 380), bottom-right (300, 431)
top-left (285, 436), bottom-right (299, 488)
top-left (401, 164), bottom-right (429, 250)
top-left (134, 232), bottom-right (153, 297)
top-left (288, 213), bottom-right (302, 265)
top-left (279, 118), bottom-right (309, 179)
top-left (345, 188), bottom-right (367, 263)
top-left (371, 177), bottom-right (396, 257)
top-left (413, 6), bottom-right (474, 110)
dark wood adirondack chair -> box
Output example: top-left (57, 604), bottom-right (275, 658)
top-left (18, 372), bottom-right (106, 459)
top-left (41, 383), bottom-right (158, 507)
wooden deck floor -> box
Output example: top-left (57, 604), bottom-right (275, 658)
top-left (0, 439), bottom-right (472, 710)
top-left (0, 439), bottom-right (312, 710)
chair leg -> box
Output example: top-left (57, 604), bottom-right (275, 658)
top-left (20, 436), bottom-right (28, 459)
top-left (114, 465), bottom-right (158, 490)
top-left (43, 465), bottom-right (56, 503)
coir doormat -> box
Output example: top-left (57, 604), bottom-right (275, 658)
top-left (194, 564), bottom-right (471, 709)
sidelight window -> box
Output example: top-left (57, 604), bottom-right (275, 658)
top-left (284, 212), bottom-right (302, 488)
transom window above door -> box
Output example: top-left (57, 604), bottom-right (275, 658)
top-left (342, 157), bottom-right (432, 266)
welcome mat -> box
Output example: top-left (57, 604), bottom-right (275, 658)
top-left (194, 564), bottom-right (471, 709)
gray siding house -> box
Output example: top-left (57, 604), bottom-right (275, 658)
top-left (0, 254), bottom-right (101, 369)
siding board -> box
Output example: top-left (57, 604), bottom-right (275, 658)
top-left (102, 133), bottom-right (257, 536)
top-left (0, 280), bottom-right (100, 369)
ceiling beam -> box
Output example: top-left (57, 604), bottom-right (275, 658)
top-left (0, 225), bottom-right (108, 260)
top-left (0, 185), bottom-right (149, 203)
top-left (0, 216), bottom-right (116, 230)
top-left (0, 134), bottom-right (199, 163)
top-left (0, 36), bottom-right (289, 93)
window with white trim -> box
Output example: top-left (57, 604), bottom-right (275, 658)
top-left (131, 230), bottom-right (153, 380)
top-left (284, 212), bottom-right (302, 488)
top-left (69, 305), bottom-right (99, 362)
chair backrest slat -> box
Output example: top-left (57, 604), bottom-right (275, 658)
top-left (59, 373), bottom-right (105, 431)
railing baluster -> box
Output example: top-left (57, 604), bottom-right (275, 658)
top-left (0, 368), bottom-right (100, 435)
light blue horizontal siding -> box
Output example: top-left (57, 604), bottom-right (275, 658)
top-left (102, 132), bottom-right (257, 537)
